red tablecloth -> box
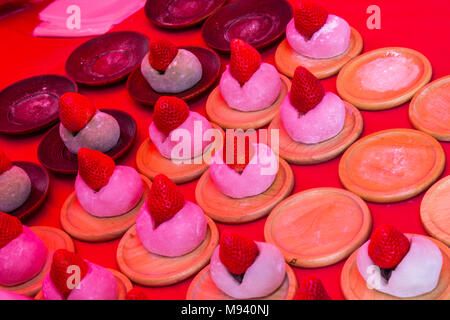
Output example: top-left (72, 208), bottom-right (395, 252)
top-left (0, 0), bottom-right (449, 300)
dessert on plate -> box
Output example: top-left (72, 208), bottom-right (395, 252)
top-left (298, 276), bottom-right (331, 300)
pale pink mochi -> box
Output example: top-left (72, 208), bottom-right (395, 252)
top-left (219, 64), bottom-right (282, 111)
top-left (136, 201), bottom-right (207, 257)
top-left (210, 242), bottom-right (286, 299)
top-left (0, 226), bottom-right (47, 286)
top-left (356, 235), bottom-right (442, 298)
top-left (42, 261), bottom-right (118, 300)
top-left (0, 166), bottom-right (32, 213)
top-left (0, 289), bottom-right (32, 300)
top-left (149, 111), bottom-right (212, 160)
top-left (280, 92), bottom-right (345, 144)
top-left (209, 143), bottom-right (278, 199)
top-left (286, 15), bottom-right (351, 59)
top-left (75, 165), bottom-right (143, 217)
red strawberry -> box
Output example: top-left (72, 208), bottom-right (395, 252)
top-left (0, 150), bottom-right (12, 175)
top-left (148, 39), bottom-right (179, 72)
top-left (0, 212), bottom-right (23, 249)
top-left (219, 232), bottom-right (259, 276)
top-left (290, 66), bottom-right (324, 114)
top-left (147, 174), bottom-right (184, 228)
top-left (50, 249), bottom-right (89, 298)
top-left (126, 287), bottom-right (148, 300)
top-left (222, 135), bottom-right (255, 174)
top-left (59, 92), bottom-right (96, 133)
top-left (368, 225), bottom-right (410, 269)
top-left (230, 39), bottom-right (261, 86)
top-left (77, 148), bottom-right (115, 192)
top-left (153, 96), bottom-right (189, 135)
top-left (294, 0), bottom-right (328, 39)
top-left (298, 276), bottom-right (331, 300)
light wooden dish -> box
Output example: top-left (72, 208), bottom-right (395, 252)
top-left (409, 75), bottom-right (450, 141)
top-left (0, 226), bottom-right (74, 297)
top-left (116, 217), bottom-right (219, 286)
top-left (420, 175), bottom-right (450, 246)
top-left (265, 188), bottom-right (372, 268)
top-left (275, 27), bottom-right (363, 79)
top-left (339, 129), bottom-right (445, 203)
top-left (136, 124), bottom-right (224, 184)
top-left (337, 47), bottom-right (432, 110)
top-left (341, 235), bottom-right (450, 300)
top-left (268, 102), bottom-right (363, 165)
top-left (60, 175), bottom-right (151, 242)
top-left (205, 75), bottom-right (291, 130)
top-left (186, 264), bottom-right (297, 300)
top-left (195, 159), bottom-right (294, 224)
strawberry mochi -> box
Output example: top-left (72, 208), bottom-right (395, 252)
top-left (298, 276), bottom-right (331, 300)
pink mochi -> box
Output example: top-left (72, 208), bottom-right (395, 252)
top-left (136, 201), bottom-right (207, 257)
top-left (0, 226), bottom-right (47, 286)
top-left (286, 15), bottom-right (351, 59)
top-left (0, 289), bottom-right (32, 300)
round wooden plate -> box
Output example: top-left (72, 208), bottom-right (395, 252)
top-left (136, 124), bottom-right (224, 184)
top-left (339, 129), bottom-right (445, 203)
top-left (268, 102), bottom-right (363, 165)
top-left (264, 188), bottom-right (372, 268)
top-left (275, 27), bottom-right (363, 79)
top-left (0, 75), bottom-right (77, 135)
top-left (341, 235), bottom-right (450, 300)
top-left (420, 175), bottom-right (450, 246)
top-left (337, 47), bottom-right (432, 110)
top-left (8, 161), bottom-right (49, 222)
top-left (409, 75), bottom-right (450, 141)
top-left (206, 75), bottom-right (291, 130)
top-left (127, 46), bottom-right (221, 106)
top-left (37, 109), bottom-right (136, 174)
top-left (116, 217), bottom-right (219, 286)
top-left (195, 159), bottom-right (294, 224)
top-left (65, 31), bottom-right (149, 86)
top-left (0, 226), bottom-right (74, 297)
top-left (186, 264), bottom-right (297, 300)
top-left (144, 0), bottom-right (227, 29)
top-left (60, 175), bottom-right (151, 242)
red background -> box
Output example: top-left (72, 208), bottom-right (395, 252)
top-left (0, 0), bottom-right (449, 299)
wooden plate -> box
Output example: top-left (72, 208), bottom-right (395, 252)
top-left (206, 75), bottom-right (291, 130)
top-left (60, 175), bottom-right (151, 242)
top-left (37, 109), bottom-right (136, 174)
top-left (275, 28), bottom-right (363, 79)
top-left (195, 159), bottom-right (294, 224)
top-left (420, 175), bottom-right (450, 246)
top-left (0, 226), bottom-right (74, 297)
top-left (339, 129), bottom-right (445, 203)
top-left (409, 75), bottom-right (450, 141)
top-left (268, 102), bottom-right (363, 165)
top-left (65, 31), bottom-right (149, 86)
top-left (116, 217), bottom-right (219, 286)
top-left (186, 264), bottom-right (297, 300)
top-left (337, 47), bottom-right (432, 110)
top-left (127, 46), bottom-right (221, 106)
top-left (341, 235), bottom-right (450, 300)
top-left (264, 188), bottom-right (371, 268)
top-left (0, 75), bottom-right (77, 135)
top-left (136, 124), bottom-right (224, 184)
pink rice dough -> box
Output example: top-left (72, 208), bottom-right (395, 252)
top-left (286, 15), bottom-right (351, 59)
top-left (136, 201), bottom-right (207, 257)
top-left (0, 289), bottom-right (32, 300)
top-left (0, 226), bottom-right (47, 286)
top-left (280, 92), bottom-right (345, 144)
top-left (219, 64), bottom-right (282, 111)
top-left (42, 261), bottom-right (118, 300)
top-left (75, 165), bottom-right (144, 217)
top-left (149, 111), bottom-right (213, 160)
top-left (210, 242), bottom-right (286, 299)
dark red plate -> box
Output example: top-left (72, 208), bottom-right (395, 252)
top-left (201, 0), bottom-right (292, 52)
top-left (0, 75), bottom-right (77, 135)
top-left (65, 31), bottom-right (149, 86)
top-left (9, 161), bottom-right (49, 222)
top-left (127, 46), bottom-right (220, 106)
top-left (37, 109), bottom-right (136, 174)
top-left (145, 0), bottom-right (227, 29)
